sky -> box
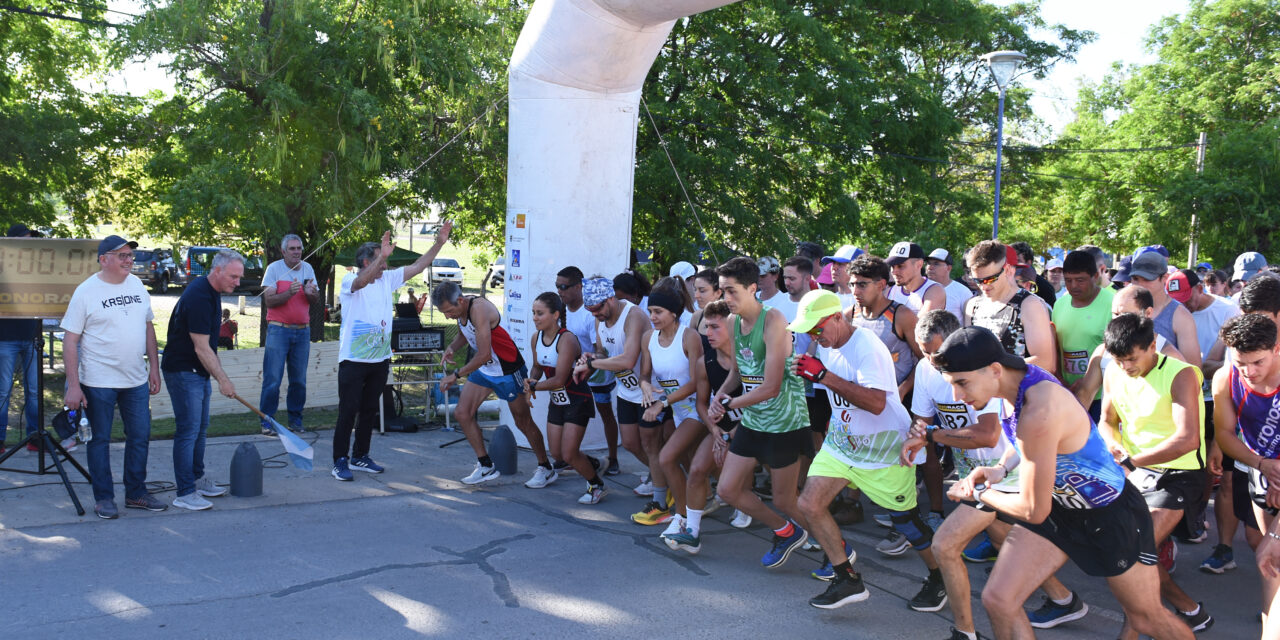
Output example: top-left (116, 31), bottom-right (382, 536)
top-left (103, 0), bottom-right (1191, 139)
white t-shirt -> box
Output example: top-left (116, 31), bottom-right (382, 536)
top-left (912, 359), bottom-right (1015, 488)
top-left (942, 280), bottom-right (974, 321)
top-left (339, 267), bottom-right (405, 363)
top-left (566, 305), bottom-right (596, 357)
top-left (1192, 296), bottom-right (1240, 399)
top-left (766, 294), bottom-right (800, 322)
top-left (262, 259), bottom-right (316, 288)
top-left (62, 274), bottom-right (155, 388)
top-left (820, 328), bottom-right (912, 469)
top-left (837, 292), bottom-right (857, 311)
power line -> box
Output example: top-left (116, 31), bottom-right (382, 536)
top-left (44, 0), bottom-right (140, 19)
top-left (956, 140), bottom-right (1200, 154)
top-left (0, 2), bottom-right (121, 27)
top-left (641, 97), bottom-right (720, 265)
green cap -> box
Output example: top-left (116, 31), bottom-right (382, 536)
top-left (787, 289), bottom-right (844, 334)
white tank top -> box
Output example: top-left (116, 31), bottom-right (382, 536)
top-left (458, 314), bottom-right (501, 377)
top-left (888, 278), bottom-right (939, 313)
top-left (597, 300), bottom-right (644, 402)
top-left (535, 330), bottom-right (561, 369)
top-left (648, 327), bottom-right (695, 413)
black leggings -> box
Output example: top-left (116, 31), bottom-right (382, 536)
top-left (333, 359), bottom-right (389, 462)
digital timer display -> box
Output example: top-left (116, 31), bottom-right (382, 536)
top-left (0, 239), bottom-right (102, 318)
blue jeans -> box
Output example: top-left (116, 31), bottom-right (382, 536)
top-left (165, 371), bottom-right (211, 497)
top-left (82, 383), bottom-right (152, 502)
top-left (259, 324), bottom-right (309, 430)
top-left (0, 339), bottom-right (39, 443)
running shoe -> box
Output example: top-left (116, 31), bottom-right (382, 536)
top-left (660, 514), bottom-right (687, 548)
top-left (633, 478), bottom-right (655, 497)
top-left (125, 494), bottom-right (168, 512)
top-left (605, 457), bottom-right (620, 476)
top-left (172, 493), bottom-right (213, 511)
top-left (578, 484), bottom-right (607, 505)
top-left (753, 479), bottom-right (773, 501)
top-left (666, 528), bottom-right (701, 555)
top-left (1158, 538), bottom-right (1177, 574)
top-left (551, 459), bottom-right (571, 475)
top-left (811, 542), bottom-right (854, 581)
top-left (331, 457), bottom-right (354, 482)
top-left (631, 501), bottom-right (672, 526)
top-left (195, 475), bottom-right (227, 497)
top-left (1199, 544), bottom-right (1236, 574)
top-left (876, 530), bottom-right (909, 556)
top-left (461, 462), bottom-right (499, 485)
top-left (94, 499), bottom-right (119, 520)
top-left (944, 627), bottom-right (975, 640)
top-left (1174, 603), bottom-right (1214, 633)
top-left (923, 511), bottom-right (944, 532)
top-left (963, 533), bottom-right (998, 563)
top-left (730, 510), bottom-right (752, 529)
top-left (761, 524), bottom-right (807, 568)
top-left (873, 513), bottom-right (894, 528)
top-left (525, 465), bottom-right (558, 489)
top-left (1027, 592), bottom-right (1089, 629)
top-left (702, 496), bottom-right (723, 516)
top-left (803, 538), bottom-right (822, 551)
top-left (350, 456), bottom-right (385, 474)
top-left (809, 573), bottom-right (868, 609)
top-left (909, 573), bottom-right (948, 612)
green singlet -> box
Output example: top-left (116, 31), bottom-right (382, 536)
top-left (734, 306), bottom-right (809, 433)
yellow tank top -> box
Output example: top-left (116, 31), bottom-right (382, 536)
top-left (1112, 355), bottom-right (1205, 470)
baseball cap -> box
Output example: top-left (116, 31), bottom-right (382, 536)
top-left (926, 248), bottom-right (952, 265)
top-left (1235, 252), bottom-right (1267, 282)
top-left (1166, 269), bottom-right (1197, 303)
top-left (669, 261), bottom-right (697, 280)
top-left (933, 326), bottom-right (1027, 374)
top-left (786, 290), bottom-right (845, 334)
top-left (886, 242), bottom-right (925, 266)
top-left (1046, 258), bottom-right (1063, 271)
top-left (1129, 251), bottom-right (1169, 281)
top-left (6, 223), bottom-right (42, 238)
top-left (97, 234), bottom-right (138, 257)
top-left (1112, 255), bottom-right (1133, 283)
top-left (582, 277), bottom-right (615, 307)
top-left (757, 256), bottom-right (780, 276)
top-left (816, 263), bottom-right (834, 285)
top-left (1004, 245), bottom-right (1025, 268)
top-left (821, 245), bottom-right (864, 265)
top-left (1196, 262), bottom-right (1213, 272)
top-left (1136, 245), bottom-right (1170, 258)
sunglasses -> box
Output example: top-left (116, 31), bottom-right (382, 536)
top-left (555, 282), bottom-right (579, 291)
top-left (970, 268), bottom-right (1003, 286)
top-left (808, 315), bottom-right (836, 337)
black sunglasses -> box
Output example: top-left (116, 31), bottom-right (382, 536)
top-left (556, 282), bottom-right (579, 291)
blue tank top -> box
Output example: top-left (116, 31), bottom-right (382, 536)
top-left (1229, 366), bottom-right (1280, 460)
top-left (1152, 300), bottom-right (1181, 350)
top-left (1004, 365), bottom-right (1127, 509)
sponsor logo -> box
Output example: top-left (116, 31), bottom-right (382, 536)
top-left (510, 274), bottom-right (523, 281)
top-left (509, 291), bottom-right (523, 299)
top-left (511, 250), bottom-right (521, 268)
top-left (516, 213), bottom-right (526, 229)
top-left (101, 294), bottom-right (144, 309)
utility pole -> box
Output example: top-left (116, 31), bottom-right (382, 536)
top-left (1187, 131), bottom-right (1207, 267)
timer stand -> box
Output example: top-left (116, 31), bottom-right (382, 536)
top-left (0, 333), bottom-right (89, 516)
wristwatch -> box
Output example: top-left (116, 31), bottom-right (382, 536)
top-left (924, 428), bottom-right (935, 445)
top-left (661, 397), bottom-right (670, 409)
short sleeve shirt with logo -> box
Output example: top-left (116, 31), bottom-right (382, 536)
top-left (819, 327), bottom-right (912, 468)
top-left (338, 267), bottom-right (405, 363)
top-left (63, 273), bottom-right (155, 388)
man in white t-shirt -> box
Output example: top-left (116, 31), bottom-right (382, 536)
top-left (821, 245), bottom-right (862, 309)
top-left (331, 222), bottom-right (452, 481)
top-left (926, 248), bottom-right (974, 321)
top-left (757, 256), bottom-right (787, 309)
top-left (887, 242), bottom-right (946, 316)
top-left (558, 265), bottom-right (620, 475)
top-left (62, 235), bottom-right (165, 519)
top-left (258, 233), bottom-right (320, 435)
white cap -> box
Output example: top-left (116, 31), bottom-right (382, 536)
top-left (821, 244), bottom-right (864, 264)
top-left (669, 261), bottom-right (697, 280)
top-left (926, 248), bottom-right (951, 264)
top-left (1046, 258), bottom-right (1063, 270)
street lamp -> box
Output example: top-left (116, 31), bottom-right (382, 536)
top-left (980, 49), bottom-right (1026, 240)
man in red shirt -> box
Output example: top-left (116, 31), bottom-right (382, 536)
top-left (259, 234), bottom-right (321, 434)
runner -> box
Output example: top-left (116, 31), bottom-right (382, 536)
top-left (887, 241), bottom-right (945, 316)
top-left (432, 281), bottom-right (554, 488)
top-left (926, 248), bottom-right (974, 321)
top-left (901, 310), bottom-right (1086, 638)
top-left (669, 260), bottom-right (699, 308)
top-left (573, 276), bottom-right (653, 494)
top-left (525, 292), bottom-right (605, 504)
top-left (1128, 249), bottom-right (1202, 367)
top-left (757, 256), bottom-right (785, 307)
top-left (1100, 313), bottom-right (1214, 634)
top-left (1009, 242), bottom-right (1056, 307)
top-left (706, 256), bottom-right (813, 569)
top-left (786, 254), bottom-right (837, 518)
top-left (796, 241), bottom-right (826, 285)
top-left (1212, 313), bottom-right (1280, 637)
top-left (557, 266), bottom-right (621, 476)
top-left (822, 245), bottom-right (861, 309)
top-left (1046, 258), bottom-right (1065, 298)
top-left (665, 300), bottom-right (743, 554)
top-left (938, 326), bottom-right (1194, 640)
top-left (1204, 269), bottom-right (1232, 298)
top-left (787, 290), bottom-right (944, 612)
top-left (614, 270), bottom-right (652, 317)
top-left (962, 241), bottom-right (1057, 375)
top-left (1077, 244), bottom-right (1113, 289)
top-left (1233, 252), bottom-right (1269, 303)
top-left (1071, 285), bottom-right (1187, 406)
top-left (633, 279), bottom-right (703, 529)
top-left (1054, 249), bottom-right (1116, 420)
top-left (688, 268), bottom-right (724, 332)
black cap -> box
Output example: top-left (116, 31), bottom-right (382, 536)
top-left (7, 223), bottom-right (42, 238)
top-left (933, 326), bottom-right (1027, 373)
top-left (886, 242), bottom-right (925, 266)
top-left (97, 234), bottom-right (138, 257)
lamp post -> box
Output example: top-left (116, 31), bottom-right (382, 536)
top-left (980, 50), bottom-right (1026, 240)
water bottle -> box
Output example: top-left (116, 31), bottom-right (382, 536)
top-left (76, 408), bottom-right (92, 443)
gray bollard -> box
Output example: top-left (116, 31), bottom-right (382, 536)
top-left (229, 441), bottom-right (263, 497)
top-left (490, 425), bottom-right (518, 476)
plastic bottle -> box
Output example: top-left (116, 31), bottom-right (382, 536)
top-left (73, 407), bottom-right (92, 443)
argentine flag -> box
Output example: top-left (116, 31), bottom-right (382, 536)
top-left (275, 423), bottom-right (314, 471)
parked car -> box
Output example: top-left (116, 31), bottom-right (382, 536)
top-left (428, 257), bottom-right (465, 285)
top-left (486, 257), bottom-right (505, 289)
top-left (131, 248), bottom-right (188, 294)
top-left (184, 246), bottom-right (265, 292)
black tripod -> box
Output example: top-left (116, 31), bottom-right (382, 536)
top-left (0, 332), bottom-right (89, 516)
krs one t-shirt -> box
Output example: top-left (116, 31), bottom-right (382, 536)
top-left (62, 274), bottom-right (155, 388)
top-left (339, 267), bottom-right (405, 363)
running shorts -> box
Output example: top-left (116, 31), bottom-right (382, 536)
top-left (1128, 467), bottom-right (1207, 511)
top-left (809, 448), bottom-right (917, 512)
top-left (1020, 481), bottom-right (1157, 578)
top-left (616, 397), bottom-right (643, 425)
top-left (807, 388), bottom-right (832, 435)
top-left (547, 398), bottom-right (595, 427)
top-left (729, 424), bottom-right (814, 469)
top-left (467, 366), bottom-right (527, 403)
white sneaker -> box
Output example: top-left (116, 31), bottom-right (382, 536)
top-left (524, 465), bottom-right (558, 489)
top-left (578, 484), bottom-right (608, 504)
top-left (195, 476), bottom-right (227, 497)
top-left (173, 493), bottom-right (213, 511)
top-left (730, 509), bottom-right (752, 529)
top-left (461, 463), bottom-right (500, 485)
top-left (661, 514), bottom-right (687, 549)
top-left (702, 496), bottom-right (722, 516)
top-left (633, 480), bottom-right (655, 496)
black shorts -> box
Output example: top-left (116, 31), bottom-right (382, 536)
top-left (639, 406), bottom-right (670, 429)
top-left (616, 398), bottom-right (643, 425)
top-left (728, 425), bottom-right (814, 469)
top-left (1021, 481), bottom-right (1158, 578)
top-left (547, 399), bottom-right (595, 427)
top-left (807, 388), bottom-right (832, 435)
top-left (1130, 468), bottom-right (1208, 511)
top-left (1231, 467), bottom-right (1261, 529)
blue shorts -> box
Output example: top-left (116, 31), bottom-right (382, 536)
top-left (467, 366), bottom-right (527, 403)
top-left (589, 381), bottom-right (616, 404)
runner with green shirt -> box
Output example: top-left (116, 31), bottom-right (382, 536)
top-left (1054, 250), bottom-right (1115, 421)
top-left (707, 256), bottom-right (813, 569)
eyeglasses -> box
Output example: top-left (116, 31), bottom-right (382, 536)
top-left (107, 252), bottom-right (135, 261)
top-left (970, 268), bottom-right (1003, 286)
top-left (556, 282), bottom-right (579, 291)
top-left (808, 315), bottom-right (836, 337)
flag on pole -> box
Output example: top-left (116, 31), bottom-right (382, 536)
top-left (274, 422), bottom-right (314, 471)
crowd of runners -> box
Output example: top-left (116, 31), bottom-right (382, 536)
top-left (423, 236), bottom-right (1280, 640)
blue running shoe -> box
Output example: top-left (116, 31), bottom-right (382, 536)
top-left (331, 457), bottom-right (354, 481)
top-left (1027, 592), bottom-right (1089, 629)
top-left (762, 523), bottom-right (808, 568)
top-left (1199, 544), bottom-right (1236, 574)
top-left (811, 541), bottom-right (855, 581)
top-left (963, 533), bottom-right (998, 563)
top-left (350, 456), bottom-right (385, 474)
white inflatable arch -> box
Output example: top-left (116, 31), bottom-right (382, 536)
top-left (502, 0), bottom-right (740, 448)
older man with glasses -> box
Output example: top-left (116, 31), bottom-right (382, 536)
top-left (258, 234), bottom-right (321, 435)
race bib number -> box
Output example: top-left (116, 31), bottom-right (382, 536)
top-left (659, 379), bottom-right (680, 394)
top-left (741, 374), bottom-right (763, 395)
top-left (617, 369), bottom-right (640, 390)
top-left (1129, 467), bottom-right (1166, 494)
top-left (1250, 466), bottom-right (1271, 502)
top-left (550, 387), bottom-right (570, 406)
top-left (1063, 350), bottom-right (1089, 377)
top-left (935, 403), bottom-right (970, 430)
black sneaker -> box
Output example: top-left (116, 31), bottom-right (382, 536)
top-left (552, 460), bottom-right (571, 475)
top-left (605, 457), bottom-right (620, 476)
top-left (809, 573), bottom-right (869, 609)
top-left (909, 573), bottom-right (948, 612)
top-left (1175, 603), bottom-right (1213, 633)
top-left (1027, 591), bottom-right (1089, 629)
top-left (945, 628), bottom-right (974, 640)
top-left (753, 479), bottom-right (773, 501)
